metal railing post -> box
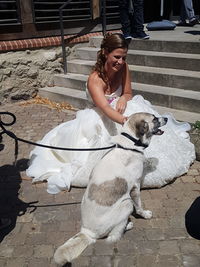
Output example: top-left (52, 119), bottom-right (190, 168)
top-left (59, 1), bottom-right (72, 74)
top-left (102, 0), bottom-right (106, 36)
top-left (59, 7), bottom-right (67, 74)
top-left (59, 0), bottom-right (106, 73)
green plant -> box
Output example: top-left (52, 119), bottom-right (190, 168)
top-left (192, 120), bottom-right (200, 130)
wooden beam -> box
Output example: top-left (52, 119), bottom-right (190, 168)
top-left (92, 0), bottom-right (100, 19)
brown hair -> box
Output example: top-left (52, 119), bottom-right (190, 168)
top-left (92, 33), bottom-right (128, 85)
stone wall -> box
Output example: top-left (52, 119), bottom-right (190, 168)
top-left (0, 44), bottom-right (83, 104)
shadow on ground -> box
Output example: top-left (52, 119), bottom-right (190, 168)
top-left (185, 30), bottom-right (200, 35)
top-left (0, 158), bottom-right (33, 242)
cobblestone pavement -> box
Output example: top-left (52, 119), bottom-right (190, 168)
top-left (0, 101), bottom-right (200, 267)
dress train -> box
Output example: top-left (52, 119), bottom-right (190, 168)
top-left (26, 95), bottom-right (195, 194)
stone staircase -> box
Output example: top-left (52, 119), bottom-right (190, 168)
top-left (39, 35), bottom-right (200, 123)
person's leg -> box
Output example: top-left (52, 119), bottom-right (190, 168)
top-left (131, 0), bottom-right (149, 39)
top-left (131, 0), bottom-right (144, 33)
top-left (180, 0), bottom-right (187, 22)
top-left (119, 0), bottom-right (132, 38)
top-left (177, 0), bottom-right (198, 26)
top-left (183, 0), bottom-right (195, 20)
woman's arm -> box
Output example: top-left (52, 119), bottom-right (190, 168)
top-left (116, 63), bottom-right (132, 114)
top-left (87, 73), bottom-right (127, 125)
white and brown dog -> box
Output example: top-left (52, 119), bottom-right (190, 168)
top-left (54, 112), bottom-right (167, 265)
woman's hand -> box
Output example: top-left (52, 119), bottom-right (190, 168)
top-left (116, 96), bottom-right (127, 114)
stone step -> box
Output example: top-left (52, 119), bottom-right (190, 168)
top-left (66, 59), bottom-right (200, 91)
top-left (53, 73), bottom-right (200, 113)
top-left (133, 82), bottom-right (200, 113)
top-left (129, 64), bottom-right (200, 91)
top-left (89, 35), bottom-right (200, 54)
top-left (39, 86), bottom-right (200, 124)
top-left (39, 86), bottom-right (88, 109)
top-left (54, 73), bottom-right (88, 91)
top-left (76, 47), bottom-right (200, 71)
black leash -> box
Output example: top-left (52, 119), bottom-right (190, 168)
top-left (116, 144), bottom-right (143, 154)
top-left (0, 112), bottom-right (147, 164)
top-left (0, 112), bottom-right (115, 163)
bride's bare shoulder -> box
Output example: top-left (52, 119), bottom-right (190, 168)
top-left (88, 71), bottom-right (105, 89)
top-left (88, 71), bottom-right (100, 82)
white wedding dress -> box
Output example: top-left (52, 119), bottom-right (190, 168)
top-left (26, 86), bottom-right (195, 194)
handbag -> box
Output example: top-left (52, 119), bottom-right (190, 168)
top-left (146, 20), bottom-right (176, 31)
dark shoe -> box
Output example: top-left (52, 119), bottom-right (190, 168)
top-left (123, 34), bottom-right (132, 40)
top-left (132, 31), bottom-right (150, 40)
top-left (0, 218), bottom-right (11, 230)
top-left (176, 20), bottom-right (188, 26)
top-left (188, 18), bottom-right (198, 26)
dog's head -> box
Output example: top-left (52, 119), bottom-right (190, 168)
top-left (125, 112), bottom-right (168, 147)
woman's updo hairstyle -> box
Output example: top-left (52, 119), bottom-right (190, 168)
top-left (92, 32), bottom-right (128, 85)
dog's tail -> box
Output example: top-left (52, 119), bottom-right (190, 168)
top-left (54, 230), bottom-right (96, 265)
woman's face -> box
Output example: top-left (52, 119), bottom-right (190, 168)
top-left (105, 48), bottom-right (127, 72)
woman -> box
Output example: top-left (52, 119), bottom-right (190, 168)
top-left (26, 33), bottom-right (195, 194)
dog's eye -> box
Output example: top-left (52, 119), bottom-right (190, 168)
top-left (152, 117), bottom-right (160, 128)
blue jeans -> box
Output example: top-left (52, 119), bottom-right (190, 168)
top-left (180, 0), bottom-right (196, 21)
top-left (119, 0), bottom-right (144, 35)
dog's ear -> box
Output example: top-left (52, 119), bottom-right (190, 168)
top-left (136, 120), bottom-right (149, 137)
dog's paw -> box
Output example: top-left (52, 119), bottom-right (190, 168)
top-left (54, 247), bottom-right (67, 266)
top-left (136, 209), bottom-right (152, 219)
top-left (142, 210), bottom-right (152, 219)
top-left (106, 233), bottom-right (121, 243)
top-left (125, 221), bottom-right (134, 231)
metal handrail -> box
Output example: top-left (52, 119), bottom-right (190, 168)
top-left (59, 0), bottom-right (72, 74)
top-left (102, 0), bottom-right (106, 36)
top-left (59, 0), bottom-right (107, 74)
